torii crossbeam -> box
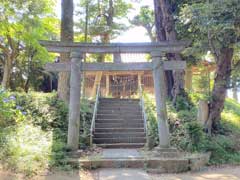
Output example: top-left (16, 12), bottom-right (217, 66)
top-left (40, 40), bottom-right (188, 151)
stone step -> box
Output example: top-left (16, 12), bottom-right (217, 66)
top-left (95, 123), bottom-right (144, 128)
top-left (98, 104), bottom-right (141, 109)
top-left (93, 137), bottom-right (146, 144)
top-left (97, 143), bottom-right (145, 148)
top-left (97, 109), bottom-right (142, 114)
top-left (99, 103), bottom-right (140, 107)
top-left (100, 100), bottom-right (140, 103)
top-left (67, 153), bottom-right (210, 172)
top-left (95, 119), bottom-right (143, 124)
top-left (95, 128), bottom-right (145, 133)
top-left (94, 132), bottom-right (146, 138)
top-left (98, 107), bottom-right (141, 112)
top-left (100, 98), bottom-right (140, 102)
top-left (96, 114), bottom-right (142, 119)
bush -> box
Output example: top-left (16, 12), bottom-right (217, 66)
top-left (0, 123), bottom-right (52, 176)
top-left (0, 90), bottom-right (93, 175)
top-left (205, 135), bottom-right (240, 164)
top-left (144, 92), bottom-right (240, 164)
top-left (0, 89), bottom-right (25, 127)
top-left (144, 94), bottom-right (159, 147)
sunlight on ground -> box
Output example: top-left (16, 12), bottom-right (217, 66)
top-left (152, 172), bottom-right (240, 180)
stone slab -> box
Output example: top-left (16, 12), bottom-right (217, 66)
top-left (99, 168), bottom-right (151, 180)
top-left (102, 149), bottom-right (142, 159)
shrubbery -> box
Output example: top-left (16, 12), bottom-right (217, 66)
top-left (144, 93), bottom-right (240, 164)
top-left (0, 89), bottom-right (93, 176)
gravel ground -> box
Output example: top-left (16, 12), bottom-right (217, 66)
top-left (1, 165), bottom-right (240, 180)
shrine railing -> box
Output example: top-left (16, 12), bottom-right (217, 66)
top-left (90, 83), bottom-right (101, 146)
top-left (139, 84), bottom-right (148, 144)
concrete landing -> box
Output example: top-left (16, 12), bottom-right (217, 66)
top-left (67, 148), bottom-right (210, 174)
top-left (99, 169), bottom-right (151, 180)
top-left (102, 149), bottom-right (142, 159)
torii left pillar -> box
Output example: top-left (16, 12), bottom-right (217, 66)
top-left (151, 51), bottom-right (170, 149)
top-left (67, 52), bottom-right (83, 151)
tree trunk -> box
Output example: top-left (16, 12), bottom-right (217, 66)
top-left (1, 55), bottom-right (12, 89)
top-left (153, 0), bottom-right (174, 99)
top-left (158, 0), bottom-right (185, 104)
top-left (154, 0), bottom-right (166, 41)
top-left (206, 48), bottom-right (233, 134)
top-left (58, 0), bottom-right (74, 103)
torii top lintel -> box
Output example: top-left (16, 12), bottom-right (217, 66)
top-left (40, 41), bottom-right (189, 54)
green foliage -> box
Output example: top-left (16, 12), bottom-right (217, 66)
top-left (185, 121), bottom-right (205, 151)
top-left (144, 94), bottom-right (158, 147)
top-left (0, 88), bottom-right (25, 127)
top-left (76, 0), bottom-right (132, 42)
top-left (174, 91), bottom-right (194, 111)
top-left (131, 6), bottom-right (155, 41)
top-left (0, 0), bottom-right (58, 90)
top-left (179, 0), bottom-right (240, 58)
top-left (0, 90), bottom-right (93, 175)
top-left (0, 123), bottom-right (52, 176)
top-left (144, 92), bottom-right (240, 164)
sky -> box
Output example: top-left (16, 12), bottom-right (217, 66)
top-left (55, 0), bottom-right (153, 43)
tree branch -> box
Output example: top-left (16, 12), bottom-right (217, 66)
top-left (208, 30), bottom-right (219, 61)
top-left (0, 43), bottom-right (8, 54)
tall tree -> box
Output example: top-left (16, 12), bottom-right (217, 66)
top-left (180, 0), bottom-right (240, 133)
top-left (153, 0), bottom-right (185, 102)
top-left (58, 0), bottom-right (74, 102)
top-left (76, 0), bottom-right (132, 51)
top-left (0, 0), bottom-right (57, 89)
top-left (131, 6), bottom-right (156, 42)
top-left (76, 0), bottom-right (132, 95)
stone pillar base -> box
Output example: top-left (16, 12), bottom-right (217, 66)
top-left (152, 146), bottom-right (180, 158)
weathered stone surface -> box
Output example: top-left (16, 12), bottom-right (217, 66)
top-left (151, 52), bottom-right (170, 148)
top-left (79, 159), bottom-right (145, 169)
top-left (102, 149), bottom-right (142, 159)
top-left (188, 153), bottom-right (211, 171)
top-left (146, 159), bottom-right (189, 173)
top-left (68, 151), bottom-right (210, 174)
top-left (151, 147), bottom-right (181, 158)
top-left (197, 100), bottom-right (209, 126)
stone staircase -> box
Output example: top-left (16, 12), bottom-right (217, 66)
top-left (93, 98), bottom-right (146, 148)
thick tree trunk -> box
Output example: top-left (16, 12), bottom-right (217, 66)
top-left (58, 0), bottom-right (74, 103)
top-left (154, 0), bottom-right (166, 41)
top-left (158, 0), bottom-right (185, 104)
top-left (206, 48), bottom-right (233, 134)
top-left (1, 55), bottom-right (12, 89)
top-left (154, 0), bottom-right (174, 99)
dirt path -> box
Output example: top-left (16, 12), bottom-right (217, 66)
top-left (150, 165), bottom-right (240, 180)
top-left (1, 166), bottom-right (240, 180)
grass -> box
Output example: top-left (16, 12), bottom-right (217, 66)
top-left (144, 93), bottom-right (240, 164)
top-left (0, 91), bottom-right (92, 177)
top-left (222, 98), bottom-right (240, 130)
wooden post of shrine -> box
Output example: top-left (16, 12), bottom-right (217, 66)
top-left (67, 52), bottom-right (82, 151)
top-left (151, 51), bottom-right (170, 148)
top-left (185, 67), bottom-right (192, 91)
top-left (106, 74), bottom-right (110, 96)
top-left (138, 73), bottom-right (142, 89)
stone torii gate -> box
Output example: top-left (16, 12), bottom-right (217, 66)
top-left (40, 41), bottom-right (187, 151)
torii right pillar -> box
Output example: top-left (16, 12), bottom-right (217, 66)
top-left (151, 51), bottom-right (170, 149)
